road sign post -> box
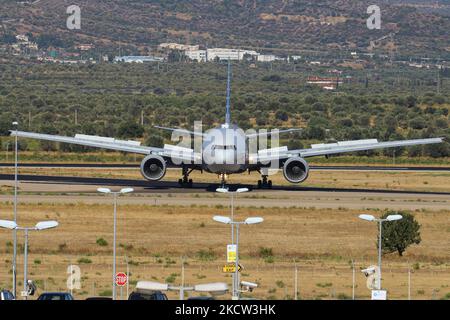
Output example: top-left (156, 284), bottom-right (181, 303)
top-left (222, 264), bottom-right (243, 273)
top-left (227, 244), bottom-right (236, 263)
top-left (115, 272), bottom-right (128, 288)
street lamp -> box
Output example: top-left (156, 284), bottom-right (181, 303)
top-left (358, 214), bottom-right (402, 290)
top-left (213, 215), bottom-right (263, 300)
top-left (0, 219), bottom-right (58, 300)
top-left (97, 187), bottom-right (134, 300)
top-left (215, 187), bottom-right (248, 243)
top-left (134, 281), bottom-right (228, 299)
top-left (12, 121), bottom-right (18, 298)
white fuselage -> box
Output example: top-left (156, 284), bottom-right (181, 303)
top-left (202, 124), bottom-right (247, 174)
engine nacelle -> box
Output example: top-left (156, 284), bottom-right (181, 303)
top-left (140, 155), bottom-right (166, 181)
top-left (283, 157), bottom-right (309, 183)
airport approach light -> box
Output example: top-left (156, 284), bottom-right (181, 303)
top-left (358, 214), bottom-right (402, 294)
top-left (135, 281), bottom-right (228, 296)
top-left (386, 214), bottom-right (403, 221)
top-left (216, 187), bottom-right (249, 194)
top-left (212, 215), bottom-right (264, 300)
top-left (0, 220), bottom-right (59, 300)
top-left (244, 217), bottom-right (264, 225)
top-left (359, 214), bottom-right (375, 222)
top-left (97, 187), bottom-right (134, 194)
top-left (0, 220), bottom-right (18, 230)
top-left (135, 281), bottom-right (169, 292)
top-left (97, 186), bottom-right (134, 300)
top-left (194, 282), bottom-right (228, 293)
top-left (35, 221), bottom-right (59, 231)
top-left (213, 216), bottom-right (232, 224)
top-left (97, 187), bottom-right (111, 194)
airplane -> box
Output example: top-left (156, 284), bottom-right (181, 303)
top-left (10, 61), bottom-right (444, 189)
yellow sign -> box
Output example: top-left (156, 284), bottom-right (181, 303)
top-left (227, 244), bottom-right (236, 263)
top-left (222, 264), bottom-right (243, 273)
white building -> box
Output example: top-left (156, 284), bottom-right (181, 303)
top-left (159, 43), bottom-right (199, 51)
top-left (114, 56), bottom-right (164, 63)
top-left (206, 48), bottom-right (258, 61)
top-left (257, 54), bottom-right (277, 62)
top-left (185, 49), bottom-right (207, 62)
top-left (16, 34), bottom-right (29, 42)
top-left (185, 48), bottom-right (259, 62)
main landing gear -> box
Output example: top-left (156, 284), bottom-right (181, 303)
top-left (257, 175), bottom-right (272, 189)
top-left (178, 167), bottom-right (194, 187)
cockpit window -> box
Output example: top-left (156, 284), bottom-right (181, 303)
top-left (213, 145), bottom-right (236, 150)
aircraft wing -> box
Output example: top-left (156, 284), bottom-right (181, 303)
top-left (288, 137), bottom-right (444, 158)
top-left (154, 126), bottom-right (205, 137)
top-left (10, 130), bottom-right (162, 155)
top-left (10, 130), bottom-right (202, 164)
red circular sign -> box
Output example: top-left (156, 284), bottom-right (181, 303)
top-left (115, 272), bottom-right (128, 286)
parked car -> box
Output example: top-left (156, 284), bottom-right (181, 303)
top-left (187, 296), bottom-right (215, 300)
top-left (0, 290), bottom-right (15, 300)
top-left (37, 292), bottom-right (74, 300)
top-left (128, 291), bottom-right (168, 300)
top-left (85, 296), bottom-right (113, 300)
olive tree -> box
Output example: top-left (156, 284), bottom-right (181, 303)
top-left (378, 211), bottom-right (421, 256)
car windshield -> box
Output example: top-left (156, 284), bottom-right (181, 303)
top-left (40, 294), bottom-right (70, 300)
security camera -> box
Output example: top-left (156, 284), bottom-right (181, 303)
top-left (361, 266), bottom-right (377, 277)
top-left (26, 280), bottom-right (36, 296)
top-left (240, 281), bottom-right (258, 292)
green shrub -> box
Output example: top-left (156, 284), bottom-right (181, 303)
top-left (96, 238), bottom-right (108, 246)
top-left (196, 249), bottom-right (216, 261)
top-left (77, 257), bottom-right (92, 264)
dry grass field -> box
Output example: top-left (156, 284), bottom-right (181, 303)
top-left (0, 201), bottom-right (448, 300)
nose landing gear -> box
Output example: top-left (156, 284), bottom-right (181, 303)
top-left (219, 173), bottom-right (229, 188)
top-left (257, 175), bottom-right (272, 189)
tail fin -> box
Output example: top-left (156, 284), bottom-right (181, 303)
top-left (225, 59), bottom-right (231, 125)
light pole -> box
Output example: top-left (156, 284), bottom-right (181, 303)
top-left (216, 187), bottom-right (249, 298)
top-left (12, 121), bottom-right (18, 298)
top-left (358, 214), bottom-right (403, 290)
top-left (216, 187), bottom-right (249, 242)
top-left (0, 219), bottom-right (58, 300)
top-left (97, 187), bottom-right (134, 300)
top-left (213, 215), bottom-right (263, 300)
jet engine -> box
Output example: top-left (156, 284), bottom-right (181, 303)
top-left (140, 155), bottom-right (166, 181)
top-left (282, 157), bottom-right (309, 183)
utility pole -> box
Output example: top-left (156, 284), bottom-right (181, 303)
top-left (408, 267), bottom-right (411, 300)
top-left (12, 121), bottom-right (18, 298)
top-left (75, 109), bottom-right (78, 125)
top-left (294, 261), bottom-right (298, 300)
top-left (352, 259), bottom-right (355, 300)
top-left (437, 67), bottom-right (441, 94)
top-left (378, 220), bottom-right (382, 290)
top-left (126, 256), bottom-right (129, 299)
top-left (180, 256), bottom-right (185, 300)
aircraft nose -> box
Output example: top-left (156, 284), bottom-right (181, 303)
top-left (214, 150), bottom-right (235, 164)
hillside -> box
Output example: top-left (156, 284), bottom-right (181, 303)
top-left (1, 0), bottom-right (449, 56)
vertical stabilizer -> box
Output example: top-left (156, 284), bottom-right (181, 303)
top-left (225, 59), bottom-right (231, 125)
